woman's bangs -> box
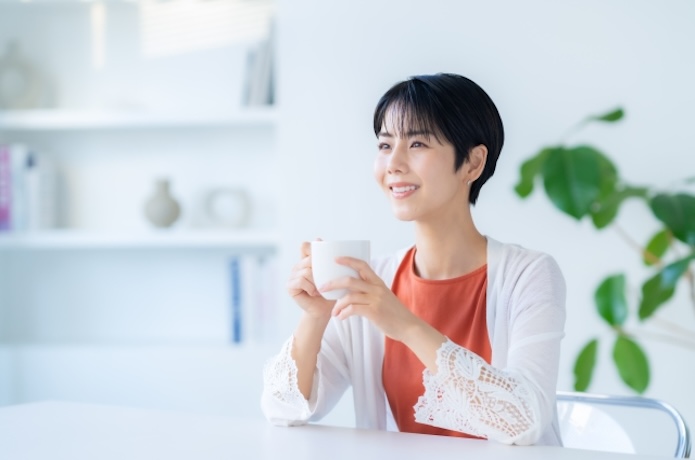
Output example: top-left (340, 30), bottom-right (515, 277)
top-left (379, 102), bottom-right (443, 142)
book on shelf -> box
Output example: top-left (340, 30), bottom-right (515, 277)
top-left (229, 253), bottom-right (278, 345)
top-left (0, 145), bottom-right (10, 231)
top-left (230, 256), bottom-right (243, 343)
top-left (242, 19), bottom-right (275, 107)
top-left (0, 143), bottom-right (58, 234)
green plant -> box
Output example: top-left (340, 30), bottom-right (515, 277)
top-left (514, 108), bottom-right (695, 393)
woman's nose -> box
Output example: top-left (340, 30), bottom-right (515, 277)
top-left (387, 143), bottom-right (407, 174)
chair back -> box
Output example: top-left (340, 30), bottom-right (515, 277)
top-left (557, 391), bottom-right (691, 458)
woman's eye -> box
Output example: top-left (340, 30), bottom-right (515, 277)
top-left (411, 141), bottom-right (425, 148)
top-left (378, 143), bottom-right (391, 150)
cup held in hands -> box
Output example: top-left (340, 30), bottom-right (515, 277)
top-left (311, 240), bottom-right (370, 300)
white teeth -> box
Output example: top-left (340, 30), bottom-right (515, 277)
top-left (392, 185), bottom-right (417, 193)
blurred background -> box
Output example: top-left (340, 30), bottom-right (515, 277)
top-left (0, 0), bottom-right (693, 452)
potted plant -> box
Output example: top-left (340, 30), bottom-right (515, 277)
top-left (514, 108), bottom-right (695, 393)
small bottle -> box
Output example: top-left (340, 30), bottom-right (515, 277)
top-left (144, 178), bottom-right (181, 228)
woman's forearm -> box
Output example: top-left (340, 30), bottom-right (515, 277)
top-left (291, 312), bottom-right (332, 400)
top-left (400, 317), bottom-right (447, 373)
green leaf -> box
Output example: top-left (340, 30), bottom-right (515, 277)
top-left (590, 108), bottom-right (625, 123)
top-left (590, 185), bottom-right (648, 229)
top-left (595, 274), bottom-right (628, 326)
top-left (649, 193), bottom-right (695, 246)
top-left (514, 148), bottom-right (552, 198)
top-left (542, 146), bottom-right (607, 219)
top-left (613, 335), bottom-right (649, 394)
top-left (574, 339), bottom-right (598, 392)
top-left (596, 155), bottom-right (619, 196)
top-left (643, 229), bottom-right (671, 266)
top-left (639, 255), bottom-right (694, 320)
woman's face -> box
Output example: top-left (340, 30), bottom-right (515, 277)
top-left (373, 111), bottom-right (469, 223)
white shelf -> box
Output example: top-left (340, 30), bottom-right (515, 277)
top-left (0, 108), bottom-right (277, 131)
top-left (0, 341), bottom-right (276, 350)
top-left (0, 229), bottom-right (280, 250)
top-left (0, 0), bottom-right (140, 4)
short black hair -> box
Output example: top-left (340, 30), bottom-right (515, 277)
top-left (373, 73), bottom-right (504, 205)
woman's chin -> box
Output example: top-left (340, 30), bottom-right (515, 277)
top-left (392, 208), bottom-right (417, 222)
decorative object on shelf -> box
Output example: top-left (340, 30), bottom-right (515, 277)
top-left (204, 187), bottom-right (251, 228)
top-left (242, 16), bottom-right (275, 107)
top-left (0, 41), bottom-right (44, 110)
top-left (0, 143), bottom-right (58, 233)
top-left (0, 145), bottom-right (10, 231)
top-left (144, 178), bottom-right (181, 228)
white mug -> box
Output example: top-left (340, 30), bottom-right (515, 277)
top-left (311, 240), bottom-right (371, 300)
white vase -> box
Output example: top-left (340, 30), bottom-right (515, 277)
top-left (144, 179), bottom-right (181, 228)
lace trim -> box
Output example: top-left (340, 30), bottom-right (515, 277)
top-left (413, 338), bottom-right (535, 442)
top-left (262, 336), bottom-right (312, 417)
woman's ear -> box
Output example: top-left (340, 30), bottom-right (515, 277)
top-left (466, 145), bottom-right (488, 181)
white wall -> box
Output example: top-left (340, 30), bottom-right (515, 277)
top-left (0, 237), bottom-right (12, 405)
top-left (0, 3), bottom-right (250, 112)
top-left (0, 347), bottom-right (12, 406)
top-left (276, 0), bottom-right (695, 435)
top-left (10, 344), bottom-right (274, 419)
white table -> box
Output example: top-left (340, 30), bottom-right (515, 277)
top-left (0, 401), bottom-right (669, 460)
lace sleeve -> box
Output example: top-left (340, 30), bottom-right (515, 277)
top-left (261, 336), bottom-right (312, 425)
top-left (413, 338), bottom-right (538, 444)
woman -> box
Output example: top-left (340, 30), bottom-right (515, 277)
top-left (261, 73), bottom-right (566, 446)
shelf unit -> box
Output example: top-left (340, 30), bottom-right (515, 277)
top-left (0, 108), bottom-right (278, 131)
top-left (0, 107), bottom-right (280, 250)
top-left (0, 1), bottom-right (282, 416)
top-left (0, 229), bottom-right (280, 250)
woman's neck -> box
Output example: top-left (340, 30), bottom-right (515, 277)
top-left (413, 212), bottom-right (487, 280)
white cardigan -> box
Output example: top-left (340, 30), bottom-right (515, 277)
top-left (261, 237), bottom-right (566, 446)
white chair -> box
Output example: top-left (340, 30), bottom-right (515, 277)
top-left (557, 391), bottom-right (691, 458)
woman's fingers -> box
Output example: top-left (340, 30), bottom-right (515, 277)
top-left (334, 256), bottom-right (381, 283)
top-left (318, 274), bottom-right (371, 296)
top-left (300, 241), bottom-right (311, 258)
top-left (317, 254), bottom-right (383, 294)
top-left (332, 292), bottom-right (370, 318)
top-left (288, 252), bottom-right (317, 294)
top-left (300, 238), bottom-right (323, 259)
top-left (335, 304), bottom-right (355, 320)
top-left (287, 267), bottom-right (320, 296)
top-left (295, 254), bottom-right (313, 270)
top-left (293, 248), bottom-right (393, 323)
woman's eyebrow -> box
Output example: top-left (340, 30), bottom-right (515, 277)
top-left (378, 130), bottom-right (432, 138)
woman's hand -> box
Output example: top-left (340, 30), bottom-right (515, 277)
top-left (318, 256), bottom-right (421, 342)
top-left (286, 241), bottom-right (335, 320)
top-left (286, 241), bottom-right (336, 399)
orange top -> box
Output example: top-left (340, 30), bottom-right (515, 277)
top-left (382, 246), bottom-right (491, 438)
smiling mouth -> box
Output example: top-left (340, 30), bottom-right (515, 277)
top-left (389, 184), bottom-right (419, 198)
top-left (391, 185), bottom-right (418, 193)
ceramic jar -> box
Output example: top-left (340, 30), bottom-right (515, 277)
top-left (204, 188), bottom-right (250, 228)
top-left (144, 178), bottom-right (181, 228)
